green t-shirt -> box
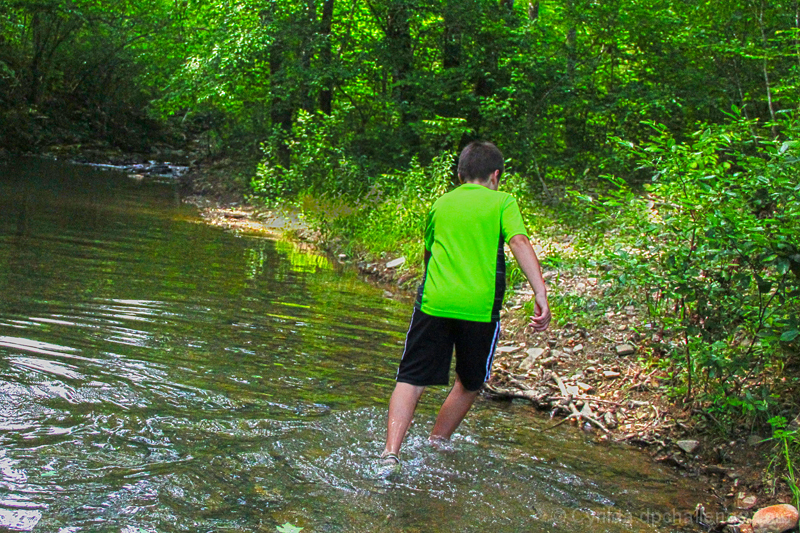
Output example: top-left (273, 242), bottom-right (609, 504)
top-left (417, 183), bottom-right (529, 322)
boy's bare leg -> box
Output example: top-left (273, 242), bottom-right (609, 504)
top-left (430, 376), bottom-right (479, 442)
top-left (383, 382), bottom-right (426, 457)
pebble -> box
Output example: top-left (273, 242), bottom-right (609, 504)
top-left (573, 343), bottom-right (584, 353)
top-left (751, 504), bottom-right (799, 533)
top-left (577, 381), bottom-right (593, 392)
top-left (602, 370), bottom-right (621, 379)
top-left (738, 493), bottom-right (758, 510)
top-left (386, 256), bottom-right (406, 268)
top-left (496, 345), bottom-right (523, 353)
top-left (615, 344), bottom-right (636, 356)
top-left (676, 440), bottom-right (700, 454)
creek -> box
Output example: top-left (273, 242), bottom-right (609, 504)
top-left (0, 157), bottom-right (710, 532)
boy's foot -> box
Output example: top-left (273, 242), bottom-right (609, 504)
top-left (375, 453), bottom-right (402, 480)
top-left (428, 435), bottom-right (455, 453)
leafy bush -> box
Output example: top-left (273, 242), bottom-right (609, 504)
top-left (252, 105), bottom-right (370, 203)
top-left (582, 114), bottom-right (800, 420)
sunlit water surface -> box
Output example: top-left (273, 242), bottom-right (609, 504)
top-left (0, 158), bottom-right (708, 532)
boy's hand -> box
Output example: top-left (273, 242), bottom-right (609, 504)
top-left (507, 234), bottom-right (551, 332)
top-left (530, 294), bottom-right (551, 332)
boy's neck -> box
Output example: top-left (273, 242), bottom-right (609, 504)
top-left (462, 170), bottom-right (500, 191)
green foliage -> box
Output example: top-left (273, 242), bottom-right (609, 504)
top-left (768, 416), bottom-right (800, 507)
top-left (578, 114), bottom-right (800, 419)
top-left (290, 151), bottom-right (456, 266)
top-left (252, 105), bottom-right (369, 202)
top-left (276, 523), bottom-right (304, 533)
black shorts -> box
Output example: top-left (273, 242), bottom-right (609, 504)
top-left (395, 308), bottom-right (500, 391)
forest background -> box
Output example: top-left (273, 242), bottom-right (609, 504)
top-left (1, 0), bottom-right (799, 500)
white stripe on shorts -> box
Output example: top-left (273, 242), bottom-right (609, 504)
top-left (483, 321), bottom-right (501, 383)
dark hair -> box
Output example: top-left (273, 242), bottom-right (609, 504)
top-left (457, 141), bottom-right (504, 183)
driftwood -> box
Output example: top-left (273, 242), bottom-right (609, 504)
top-left (485, 362), bottom-right (665, 437)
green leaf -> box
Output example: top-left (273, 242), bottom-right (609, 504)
top-left (780, 330), bottom-right (800, 342)
top-left (277, 523), bottom-right (303, 533)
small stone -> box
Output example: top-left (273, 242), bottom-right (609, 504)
top-left (547, 339), bottom-right (558, 348)
top-left (602, 370), bottom-right (621, 379)
top-left (338, 253), bottom-right (347, 259)
top-left (496, 344), bottom-right (523, 353)
top-left (751, 504), bottom-right (799, 533)
top-left (576, 282), bottom-right (586, 290)
top-left (748, 435), bottom-right (765, 448)
top-left (566, 384), bottom-right (580, 396)
top-left (383, 291), bottom-right (394, 298)
top-left (550, 350), bottom-right (565, 359)
top-left (573, 343), bottom-right (584, 353)
top-left (539, 356), bottom-right (558, 367)
top-left (562, 347), bottom-right (572, 354)
top-left (737, 493), bottom-right (758, 510)
top-left (676, 440), bottom-right (700, 454)
top-left (617, 324), bottom-right (628, 331)
top-left (386, 256), bottom-right (406, 268)
top-left (603, 411), bottom-right (617, 428)
top-left (584, 366), bottom-right (597, 374)
top-left (615, 344), bottom-right (636, 356)
top-left (577, 381), bottom-right (593, 393)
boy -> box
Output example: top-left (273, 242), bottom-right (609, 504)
top-left (380, 141), bottom-right (551, 467)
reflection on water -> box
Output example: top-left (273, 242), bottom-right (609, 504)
top-left (0, 158), bottom-right (706, 532)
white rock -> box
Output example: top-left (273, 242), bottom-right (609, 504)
top-left (603, 370), bottom-right (621, 379)
top-left (496, 344), bottom-right (523, 353)
top-left (386, 256), bottom-right (406, 268)
top-left (737, 493), bottom-right (758, 510)
top-left (615, 344), bottom-right (636, 356)
top-left (519, 348), bottom-right (546, 371)
top-left (573, 344), bottom-right (584, 353)
top-left (676, 440), bottom-right (700, 454)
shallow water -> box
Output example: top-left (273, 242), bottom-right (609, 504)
top-left (0, 157), bottom-right (708, 532)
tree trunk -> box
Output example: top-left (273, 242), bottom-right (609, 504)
top-left (319, 0), bottom-right (335, 114)
top-left (270, 41), bottom-right (293, 168)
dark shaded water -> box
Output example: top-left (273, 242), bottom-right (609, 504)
top-left (0, 157), bottom-right (708, 532)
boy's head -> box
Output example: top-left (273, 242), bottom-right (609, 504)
top-left (457, 141), bottom-right (504, 184)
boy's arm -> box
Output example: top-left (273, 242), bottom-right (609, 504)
top-left (508, 234), bottom-right (551, 332)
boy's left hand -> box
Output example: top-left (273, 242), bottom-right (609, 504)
top-left (529, 295), bottom-right (551, 332)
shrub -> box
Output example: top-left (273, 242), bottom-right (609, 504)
top-left (583, 113), bottom-right (800, 420)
